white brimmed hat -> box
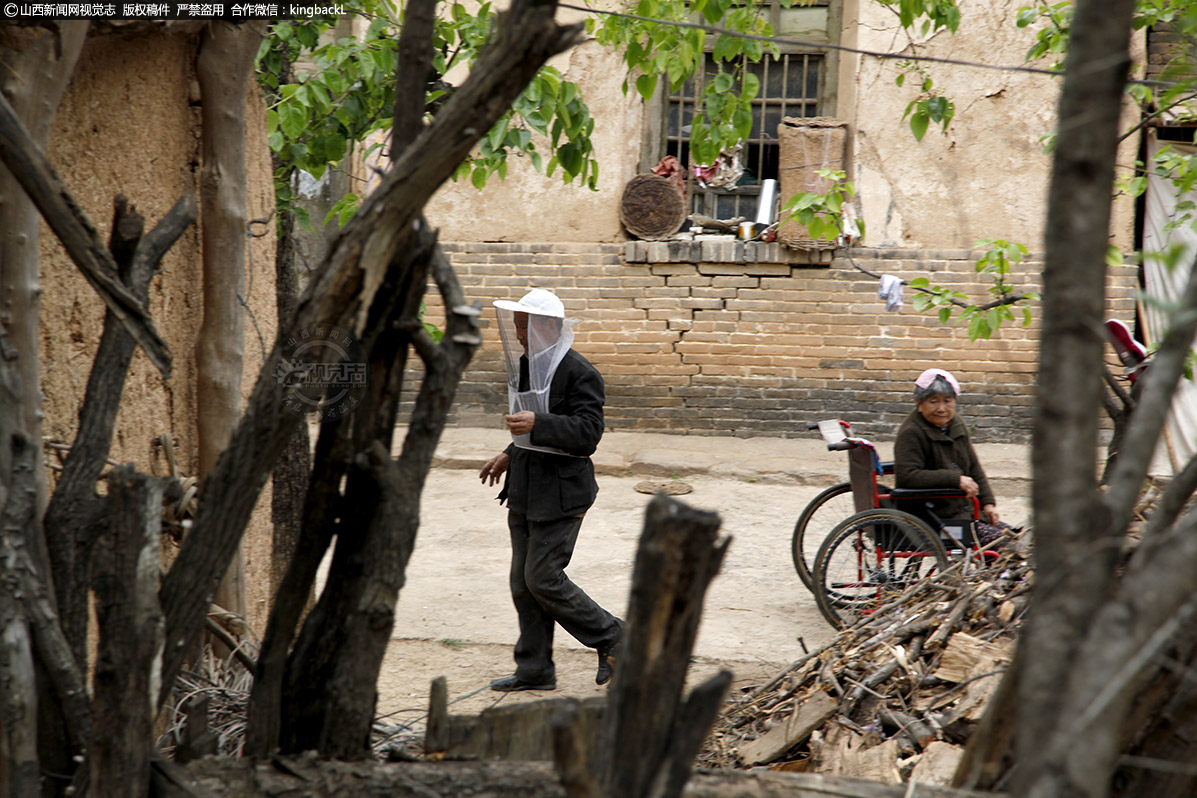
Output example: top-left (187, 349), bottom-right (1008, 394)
top-left (493, 288), bottom-right (565, 318)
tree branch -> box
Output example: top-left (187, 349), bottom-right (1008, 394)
top-left (160, 0), bottom-right (582, 703)
top-left (844, 253), bottom-right (1031, 310)
top-left (392, 0), bottom-right (437, 155)
top-left (0, 92), bottom-right (171, 376)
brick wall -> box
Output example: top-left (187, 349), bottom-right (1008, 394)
top-left (411, 242), bottom-right (1138, 443)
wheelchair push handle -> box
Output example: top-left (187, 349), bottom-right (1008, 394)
top-left (809, 419), bottom-right (873, 452)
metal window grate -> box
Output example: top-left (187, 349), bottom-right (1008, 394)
top-left (666, 52), bottom-right (822, 220)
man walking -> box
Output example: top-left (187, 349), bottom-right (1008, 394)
top-left (479, 288), bottom-right (623, 691)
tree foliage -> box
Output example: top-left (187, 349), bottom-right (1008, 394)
top-left (257, 0), bottom-right (599, 232)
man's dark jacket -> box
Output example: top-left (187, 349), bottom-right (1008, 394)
top-left (499, 349), bottom-right (604, 521)
top-left (894, 408), bottom-right (994, 519)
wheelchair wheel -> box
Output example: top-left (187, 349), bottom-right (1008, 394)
top-left (812, 509), bottom-right (948, 629)
top-left (791, 482), bottom-right (855, 591)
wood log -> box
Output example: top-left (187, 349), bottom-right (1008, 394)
top-left (425, 688), bottom-right (606, 762)
top-left (738, 691), bottom-right (838, 766)
top-left (620, 174), bottom-right (686, 240)
top-left (878, 708), bottom-right (936, 751)
top-left (174, 695), bottom-right (219, 765)
top-left (599, 493), bottom-right (728, 797)
top-left (552, 701), bottom-right (601, 798)
top-left (658, 670), bottom-right (733, 798)
top-left (933, 634), bottom-right (1012, 684)
top-left (0, 437), bottom-right (40, 797)
top-left (179, 756), bottom-right (1007, 797)
top-left (91, 466), bottom-right (164, 798)
top-left (909, 741), bottom-right (966, 787)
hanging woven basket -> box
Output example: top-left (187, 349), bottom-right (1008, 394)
top-left (619, 174), bottom-right (686, 240)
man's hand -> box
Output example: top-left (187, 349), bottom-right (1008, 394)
top-left (982, 504), bottom-right (1000, 525)
top-left (505, 410), bottom-right (535, 437)
top-left (959, 475), bottom-right (979, 497)
top-left (480, 452), bottom-right (510, 486)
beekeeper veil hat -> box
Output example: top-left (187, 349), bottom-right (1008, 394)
top-left (493, 289), bottom-right (578, 453)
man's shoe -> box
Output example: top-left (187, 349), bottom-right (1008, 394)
top-left (596, 643), bottom-right (619, 686)
top-left (490, 675), bottom-right (556, 692)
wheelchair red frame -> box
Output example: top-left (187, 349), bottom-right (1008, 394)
top-left (806, 420), bottom-right (997, 628)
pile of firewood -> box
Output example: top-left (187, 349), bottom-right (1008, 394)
top-left (700, 534), bottom-right (1033, 786)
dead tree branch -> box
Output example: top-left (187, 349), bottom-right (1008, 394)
top-left (0, 91), bottom-right (171, 375)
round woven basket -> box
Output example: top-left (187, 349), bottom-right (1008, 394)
top-left (619, 174), bottom-right (686, 240)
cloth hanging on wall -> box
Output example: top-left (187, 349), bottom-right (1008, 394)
top-left (1140, 133), bottom-right (1197, 475)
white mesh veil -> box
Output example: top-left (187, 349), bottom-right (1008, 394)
top-left (494, 291), bottom-right (578, 454)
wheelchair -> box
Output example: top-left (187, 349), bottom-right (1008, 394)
top-left (799, 420), bottom-right (999, 629)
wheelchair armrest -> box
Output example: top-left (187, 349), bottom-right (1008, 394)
top-left (887, 487), bottom-right (967, 499)
top-left (878, 460), bottom-right (894, 475)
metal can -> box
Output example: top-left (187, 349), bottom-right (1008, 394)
top-left (738, 221), bottom-right (756, 240)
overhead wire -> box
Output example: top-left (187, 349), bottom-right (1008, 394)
top-left (558, 2), bottom-right (1180, 89)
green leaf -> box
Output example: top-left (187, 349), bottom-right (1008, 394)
top-left (925, 95), bottom-right (950, 122)
top-left (909, 110), bottom-right (930, 141)
top-left (713, 33), bottom-right (739, 63)
top-left (636, 73), bottom-right (657, 100)
top-left (714, 72), bottom-right (734, 93)
top-left (279, 102), bottom-right (307, 140)
top-left (733, 107), bottom-right (753, 139)
top-left (743, 71), bottom-right (760, 101)
top-left (472, 166), bottom-right (488, 190)
top-left (1106, 245), bottom-right (1124, 267)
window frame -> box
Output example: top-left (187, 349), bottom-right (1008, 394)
top-left (639, 0), bottom-right (842, 222)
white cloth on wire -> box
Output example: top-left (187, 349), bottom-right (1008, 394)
top-left (878, 274), bottom-right (904, 312)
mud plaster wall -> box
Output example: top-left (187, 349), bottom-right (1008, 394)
top-left (423, 1), bottom-right (643, 243)
top-left (847, 0), bottom-right (1140, 251)
top-left (40, 30), bottom-right (279, 634)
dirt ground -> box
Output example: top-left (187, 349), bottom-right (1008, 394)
top-left (365, 466), bottom-right (1032, 744)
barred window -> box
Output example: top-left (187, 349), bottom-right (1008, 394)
top-left (667, 53), bottom-right (823, 219)
top-left (644, 1), bottom-right (840, 222)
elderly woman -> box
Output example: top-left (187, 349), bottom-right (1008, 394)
top-left (894, 368), bottom-right (1009, 545)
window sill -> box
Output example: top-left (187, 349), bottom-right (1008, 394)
top-left (624, 238), bottom-right (835, 266)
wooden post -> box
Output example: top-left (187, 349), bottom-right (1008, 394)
top-left (90, 466), bottom-right (164, 798)
top-left (595, 493), bottom-right (730, 798)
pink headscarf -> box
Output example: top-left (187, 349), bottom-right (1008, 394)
top-left (914, 368), bottom-right (962, 397)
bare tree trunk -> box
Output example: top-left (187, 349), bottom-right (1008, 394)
top-left (90, 467), bottom-right (163, 798)
top-left (0, 23), bottom-right (88, 510)
top-left (275, 0), bottom-right (460, 758)
top-left (1014, 1), bottom-right (1137, 796)
top-left (194, 22), bottom-right (262, 619)
top-left (269, 155), bottom-right (310, 600)
top-left (166, 0), bottom-right (583, 731)
top-left (0, 24), bottom-right (87, 795)
top-left (0, 435), bottom-right (42, 798)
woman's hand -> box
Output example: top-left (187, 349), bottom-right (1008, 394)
top-left (982, 504), bottom-right (1000, 525)
top-left (959, 475), bottom-right (980, 497)
top-left (479, 452), bottom-right (510, 486)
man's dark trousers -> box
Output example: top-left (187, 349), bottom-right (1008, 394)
top-left (507, 510), bottom-right (622, 683)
